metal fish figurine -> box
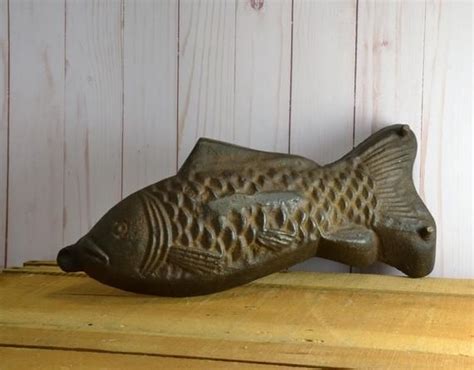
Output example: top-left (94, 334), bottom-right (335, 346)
top-left (57, 124), bottom-right (436, 296)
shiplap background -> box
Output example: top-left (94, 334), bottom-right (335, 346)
top-left (0, 0), bottom-right (472, 278)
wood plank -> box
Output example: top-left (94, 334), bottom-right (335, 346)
top-left (291, 0), bottom-right (356, 165)
top-left (122, 0), bottom-right (178, 197)
top-left (177, 1), bottom-right (292, 171)
top-left (6, 262), bottom-right (474, 296)
top-left (354, 0), bottom-right (425, 181)
top-left (178, 0), bottom-right (236, 166)
top-left (0, 0), bottom-right (7, 267)
top-left (420, 0), bottom-right (473, 278)
top-left (354, 0), bottom-right (426, 275)
top-left (0, 271), bottom-right (471, 368)
top-left (233, 0), bottom-right (291, 153)
top-left (8, 0), bottom-right (64, 266)
top-left (290, 0), bottom-right (357, 273)
top-left (2, 266), bottom-right (85, 276)
top-left (1, 328), bottom-right (470, 370)
top-left (0, 346), bottom-right (308, 370)
top-left (64, 1), bottom-right (123, 247)
top-left (23, 260), bottom-right (58, 267)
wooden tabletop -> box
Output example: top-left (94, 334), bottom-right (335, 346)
top-left (1, 261), bottom-right (473, 369)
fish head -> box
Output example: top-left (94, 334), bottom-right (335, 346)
top-left (374, 215), bottom-right (436, 277)
top-left (57, 192), bottom-right (152, 285)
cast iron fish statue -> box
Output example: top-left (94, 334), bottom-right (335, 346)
top-left (57, 124), bottom-right (436, 296)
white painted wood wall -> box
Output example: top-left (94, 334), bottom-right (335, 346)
top-left (0, 0), bottom-right (472, 278)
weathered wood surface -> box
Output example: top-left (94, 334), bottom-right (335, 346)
top-left (234, 0), bottom-right (292, 153)
top-left (1, 262), bottom-right (472, 369)
top-left (0, 0), bottom-right (7, 267)
top-left (420, 0), bottom-right (473, 278)
top-left (122, 0), bottom-right (178, 197)
top-left (63, 1), bottom-right (123, 248)
top-left (0, 347), bottom-right (310, 370)
top-left (8, 0), bottom-right (65, 267)
top-left (178, 0), bottom-right (236, 167)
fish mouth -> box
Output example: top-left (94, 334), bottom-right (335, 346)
top-left (57, 237), bottom-right (109, 273)
top-left (57, 246), bottom-right (81, 272)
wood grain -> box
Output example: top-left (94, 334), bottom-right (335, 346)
top-left (0, 0), bottom-right (7, 267)
top-left (1, 264), bottom-right (472, 369)
top-left (354, 0), bottom-right (425, 184)
top-left (64, 1), bottom-right (123, 247)
top-left (291, 0), bottom-right (356, 165)
top-left (290, 0), bottom-right (357, 273)
top-left (420, 0), bottom-right (473, 278)
top-left (233, 0), bottom-right (291, 153)
top-left (7, 0), bottom-right (65, 266)
top-left (178, 0), bottom-right (292, 161)
top-left (178, 0), bottom-right (236, 166)
top-left (354, 0), bottom-right (426, 275)
top-left (0, 346), bottom-right (308, 370)
top-left (122, 0), bottom-right (178, 197)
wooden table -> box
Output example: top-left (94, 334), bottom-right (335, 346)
top-left (1, 261), bottom-right (472, 369)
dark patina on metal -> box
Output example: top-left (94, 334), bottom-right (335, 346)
top-left (57, 124), bottom-right (436, 296)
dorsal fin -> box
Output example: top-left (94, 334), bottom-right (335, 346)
top-left (179, 138), bottom-right (318, 175)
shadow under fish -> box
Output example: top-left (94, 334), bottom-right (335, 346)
top-left (57, 124), bottom-right (436, 296)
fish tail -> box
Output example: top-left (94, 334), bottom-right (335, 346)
top-left (335, 124), bottom-right (429, 223)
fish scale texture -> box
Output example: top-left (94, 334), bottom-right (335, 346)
top-left (144, 161), bottom-right (378, 275)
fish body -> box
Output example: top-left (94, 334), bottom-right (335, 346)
top-left (58, 124), bottom-right (436, 296)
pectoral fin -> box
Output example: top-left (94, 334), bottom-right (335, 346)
top-left (257, 229), bottom-right (298, 252)
top-left (167, 246), bottom-right (224, 275)
top-left (317, 226), bottom-right (378, 267)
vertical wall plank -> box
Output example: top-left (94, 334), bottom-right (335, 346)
top-left (355, 0), bottom-right (425, 185)
top-left (8, 0), bottom-right (64, 266)
top-left (64, 1), bottom-right (123, 246)
top-left (0, 0), bottom-right (8, 266)
top-left (354, 0), bottom-right (425, 275)
top-left (291, 0), bottom-right (356, 165)
top-left (421, 0), bottom-right (472, 278)
top-left (291, 0), bottom-right (356, 272)
top-left (233, 0), bottom-right (291, 153)
top-left (179, 0), bottom-right (292, 161)
top-left (122, 0), bottom-right (178, 197)
top-left (178, 0), bottom-right (236, 166)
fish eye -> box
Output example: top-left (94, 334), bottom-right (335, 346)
top-left (113, 221), bottom-right (129, 239)
top-left (417, 225), bottom-right (434, 240)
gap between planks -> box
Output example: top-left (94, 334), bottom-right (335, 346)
top-left (0, 344), bottom-right (323, 370)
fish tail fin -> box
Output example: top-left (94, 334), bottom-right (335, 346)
top-left (328, 124), bottom-right (436, 277)
top-left (338, 124), bottom-right (423, 221)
